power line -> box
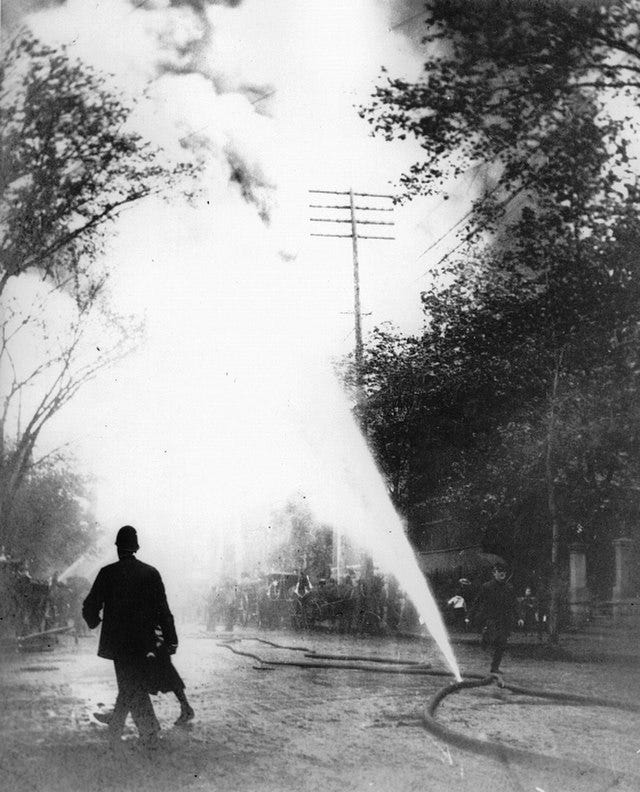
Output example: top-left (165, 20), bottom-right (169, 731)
top-left (414, 162), bottom-right (492, 260)
top-left (250, 88), bottom-right (277, 106)
top-left (411, 163), bottom-right (505, 281)
top-left (127, 0), bottom-right (151, 14)
top-left (413, 185), bottom-right (526, 281)
top-left (416, 205), bottom-right (475, 261)
top-left (177, 89), bottom-right (276, 146)
top-left (389, 9), bottom-right (428, 32)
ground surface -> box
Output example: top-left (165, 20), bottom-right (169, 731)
top-left (1, 626), bottom-right (639, 792)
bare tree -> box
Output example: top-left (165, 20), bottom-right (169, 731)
top-left (0, 279), bottom-right (142, 542)
top-left (0, 31), bottom-right (196, 539)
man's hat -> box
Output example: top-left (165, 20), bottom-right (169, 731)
top-left (115, 525), bottom-right (139, 551)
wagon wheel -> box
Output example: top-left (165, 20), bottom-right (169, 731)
top-left (304, 598), bottom-right (324, 628)
top-left (289, 597), bottom-right (305, 630)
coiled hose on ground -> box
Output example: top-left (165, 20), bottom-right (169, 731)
top-left (216, 634), bottom-right (640, 779)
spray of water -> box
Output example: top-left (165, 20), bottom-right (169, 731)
top-left (287, 368), bottom-right (463, 681)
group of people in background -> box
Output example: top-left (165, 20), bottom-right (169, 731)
top-left (0, 556), bottom-right (90, 643)
top-left (204, 561), bottom-right (547, 669)
top-left (205, 566), bottom-right (418, 636)
top-left (446, 569), bottom-right (549, 640)
top-left (446, 561), bottom-right (550, 675)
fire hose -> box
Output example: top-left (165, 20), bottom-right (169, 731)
top-left (420, 674), bottom-right (640, 778)
top-left (17, 625), bottom-right (73, 644)
top-left (217, 635), bottom-right (640, 779)
top-left (218, 639), bottom-right (444, 675)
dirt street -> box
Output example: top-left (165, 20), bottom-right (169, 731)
top-left (1, 628), bottom-right (639, 792)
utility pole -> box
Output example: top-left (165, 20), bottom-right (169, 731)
top-left (309, 188), bottom-right (395, 391)
top-left (309, 188), bottom-right (395, 581)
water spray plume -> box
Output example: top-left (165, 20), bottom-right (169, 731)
top-left (293, 369), bottom-right (463, 682)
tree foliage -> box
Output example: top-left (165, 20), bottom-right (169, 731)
top-left (0, 31), bottom-right (196, 298)
top-left (358, 199), bottom-right (640, 598)
top-left (363, 0), bottom-right (640, 231)
top-left (354, 2), bottom-right (640, 617)
top-left (3, 452), bottom-right (99, 578)
top-left (265, 497), bottom-right (334, 580)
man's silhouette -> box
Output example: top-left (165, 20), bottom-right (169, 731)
top-left (83, 525), bottom-right (178, 749)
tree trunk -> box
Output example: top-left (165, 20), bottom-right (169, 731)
top-left (545, 350), bottom-right (564, 644)
top-left (0, 430), bottom-right (38, 548)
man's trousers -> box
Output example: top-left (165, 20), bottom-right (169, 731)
top-left (109, 658), bottom-right (160, 743)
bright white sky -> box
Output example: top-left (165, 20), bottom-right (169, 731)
top-left (14, 0), bottom-right (468, 640)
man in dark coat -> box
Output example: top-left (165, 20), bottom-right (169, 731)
top-left (83, 525), bottom-right (178, 749)
top-left (469, 561), bottom-right (522, 676)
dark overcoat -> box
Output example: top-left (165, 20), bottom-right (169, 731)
top-left (82, 555), bottom-right (177, 661)
top-left (470, 579), bottom-right (519, 637)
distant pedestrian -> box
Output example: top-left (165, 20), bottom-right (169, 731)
top-left (294, 569), bottom-right (313, 598)
top-left (536, 586), bottom-right (550, 641)
top-left (518, 587), bottom-right (538, 634)
top-left (221, 580), bottom-right (237, 631)
top-left (83, 525), bottom-right (182, 750)
top-left (469, 561), bottom-right (522, 676)
top-left (447, 578), bottom-right (471, 631)
top-left (446, 593), bottom-right (468, 630)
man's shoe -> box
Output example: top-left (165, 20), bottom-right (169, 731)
top-left (93, 711), bottom-right (112, 725)
top-left (174, 705), bottom-right (195, 726)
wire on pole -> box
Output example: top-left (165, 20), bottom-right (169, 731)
top-left (353, 192), bottom-right (395, 199)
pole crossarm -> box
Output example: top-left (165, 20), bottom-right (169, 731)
top-left (310, 218), bottom-right (394, 226)
top-left (309, 189), bottom-right (395, 200)
top-left (309, 189), bottom-right (351, 196)
top-left (309, 204), bottom-right (394, 211)
top-left (310, 233), bottom-right (353, 238)
top-left (310, 232), bottom-right (395, 240)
